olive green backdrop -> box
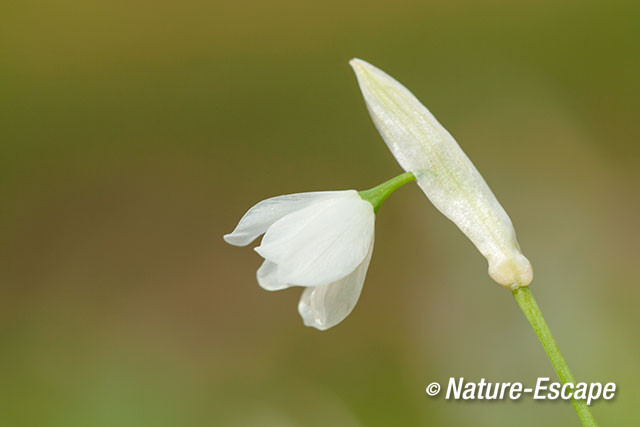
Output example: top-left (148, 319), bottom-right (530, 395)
top-left (2, 1), bottom-right (639, 425)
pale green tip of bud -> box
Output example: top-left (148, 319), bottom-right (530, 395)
top-left (489, 253), bottom-right (533, 289)
top-left (350, 58), bottom-right (533, 289)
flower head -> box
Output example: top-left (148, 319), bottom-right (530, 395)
top-left (350, 58), bottom-right (532, 289)
top-left (224, 190), bottom-right (375, 330)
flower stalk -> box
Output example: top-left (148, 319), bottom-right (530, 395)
top-left (351, 58), bottom-right (598, 425)
top-left (359, 171), bottom-right (416, 212)
top-left (513, 287), bottom-right (597, 426)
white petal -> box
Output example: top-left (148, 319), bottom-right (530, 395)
top-left (298, 238), bottom-right (374, 330)
top-left (256, 260), bottom-right (289, 291)
top-left (223, 191), bottom-right (348, 246)
top-left (350, 58), bottom-right (532, 288)
top-left (255, 190), bottom-right (375, 287)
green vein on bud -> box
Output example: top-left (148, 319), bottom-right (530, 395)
top-left (350, 58), bottom-right (532, 289)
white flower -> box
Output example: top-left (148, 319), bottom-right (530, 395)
top-left (350, 58), bottom-right (533, 289)
top-left (224, 190), bottom-right (375, 330)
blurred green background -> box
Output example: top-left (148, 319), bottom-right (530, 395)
top-left (2, 0), bottom-right (639, 425)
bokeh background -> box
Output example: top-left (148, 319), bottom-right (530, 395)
top-left (2, 1), bottom-right (639, 425)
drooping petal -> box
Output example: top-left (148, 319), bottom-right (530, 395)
top-left (223, 191), bottom-right (348, 246)
top-left (350, 58), bottom-right (532, 288)
top-left (298, 237), bottom-right (374, 330)
top-left (256, 260), bottom-right (289, 291)
top-left (255, 190), bottom-right (375, 287)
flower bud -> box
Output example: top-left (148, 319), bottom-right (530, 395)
top-left (350, 59), bottom-right (532, 288)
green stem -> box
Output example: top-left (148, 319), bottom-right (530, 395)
top-left (512, 287), bottom-right (597, 426)
top-left (359, 171), bottom-right (416, 212)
